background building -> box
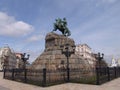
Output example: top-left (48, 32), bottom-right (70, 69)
top-left (15, 53), bottom-right (24, 69)
top-left (15, 53), bottom-right (30, 69)
top-left (117, 58), bottom-right (120, 66)
top-left (109, 56), bottom-right (120, 67)
top-left (75, 44), bottom-right (96, 68)
top-left (76, 44), bottom-right (92, 58)
top-left (0, 46), bottom-right (17, 70)
top-left (110, 57), bottom-right (117, 67)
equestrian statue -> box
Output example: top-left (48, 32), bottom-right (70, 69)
top-left (53, 18), bottom-right (71, 36)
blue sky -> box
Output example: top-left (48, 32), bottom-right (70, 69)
top-left (0, 0), bottom-right (120, 63)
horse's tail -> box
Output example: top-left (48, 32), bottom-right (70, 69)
top-left (64, 27), bottom-right (71, 36)
top-left (68, 30), bottom-right (71, 36)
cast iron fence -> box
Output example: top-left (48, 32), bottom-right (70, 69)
top-left (96, 67), bottom-right (120, 85)
top-left (3, 67), bottom-right (120, 86)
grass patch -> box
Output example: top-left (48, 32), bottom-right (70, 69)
top-left (70, 76), bottom-right (96, 85)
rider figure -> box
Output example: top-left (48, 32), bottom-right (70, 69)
top-left (62, 18), bottom-right (68, 35)
top-left (53, 18), bottom-right (71, 36)
top-left (55, 18), bottom-right (67, 29)
top-left (62, 18), bottom-right (67, 29)
top-left (57, 18), bottom-right (62, 28)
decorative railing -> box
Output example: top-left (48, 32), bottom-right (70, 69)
top-left (3, 67), bottom-right (120, 87)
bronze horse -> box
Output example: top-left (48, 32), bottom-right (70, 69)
top-left (53, 18), bottom-right (71, 36)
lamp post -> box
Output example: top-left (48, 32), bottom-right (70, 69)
top-left (95, 52), bottom-right (104, 85)
top-left (60, 43), bottom-right (75, 82)
top-left (3, 55), bottom-right (9, 70)
top-left (21, 53), bottom-right (30, 69)
top-left (3, 55), bottom-right (9, 79)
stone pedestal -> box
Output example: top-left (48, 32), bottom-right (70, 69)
top-left (31, 32), bottom-right (90, 70)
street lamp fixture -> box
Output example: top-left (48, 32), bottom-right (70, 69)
top-left (60, 43), bottom-right (75, 82)
top-left (21, 53), bottom-right (30, 69)
top-left (96, 52), bottom-right (104, 68)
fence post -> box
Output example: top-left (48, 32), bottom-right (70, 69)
top-left (96, 67), bottom-right (100, 85)
top-left (117, 67), bottom-right (119, 77)
top-left (107, 67), bottom-right (110, 81)
top-left (12, 69), bottom-right (14, 80)
top-left (114, 67), bottom-right (117, 78)
top-left (67, 68), bottom-right (70, 82)
top-left (24, 69), bottom-right (27, 83)
top-left (3, 69), bottom-right (6, 79)
top-left (42, 68), bottom-right (46, 87)
top-left (119, 67), bottom-right (120, 77)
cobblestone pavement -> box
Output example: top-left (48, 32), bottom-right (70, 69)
top-left (0, 72), bottom-right (120, 90)
top-left (0, 85), bottom-right (10, 90)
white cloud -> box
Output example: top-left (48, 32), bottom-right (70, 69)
top-left (27, 34), bottom-right (44, 42)
top-left (0, 12), bottom-right (34, 37)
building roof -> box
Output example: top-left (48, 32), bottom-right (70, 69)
top-left (76, 43), bottom-right (91, 49)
